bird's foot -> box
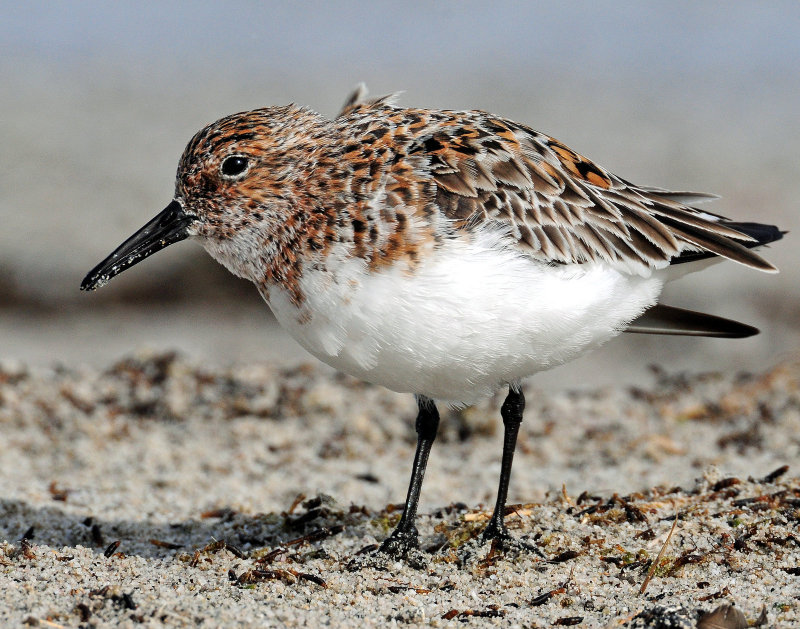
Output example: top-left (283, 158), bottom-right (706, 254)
top-left (378, 527), bottom-right (428, 569)
top-left (481, 521), bottom-right (545, 558)
top-left (346, 527), bottom-right (428, 570)
top-left (379, 527), bottom-right (419, 557)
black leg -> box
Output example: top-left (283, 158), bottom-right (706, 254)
top-left (379, 395), bottom-right (440, 557)
top-left (482, 387), bottom-right (542, 555)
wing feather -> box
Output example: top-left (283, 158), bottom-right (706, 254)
top-left (412, 113), bottom-right (779, 272)
top-left (345, 100), bottom-right (780, 273)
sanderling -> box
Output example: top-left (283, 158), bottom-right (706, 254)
top-left (81, 87), bottom-right (783, 558)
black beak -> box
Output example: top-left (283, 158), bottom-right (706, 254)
top-left (80, 200), bottom-right (194, 291)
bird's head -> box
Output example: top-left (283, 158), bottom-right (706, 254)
top-left (81, 105), bottom-right (326, 291)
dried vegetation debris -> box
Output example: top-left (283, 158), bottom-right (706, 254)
top-left (4, 473), bottom-right (798, 626)
top-left (1, 352), bottom-right (799, 626)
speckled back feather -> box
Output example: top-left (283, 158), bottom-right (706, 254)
top-left (338, 98), bottom-right (776, 274)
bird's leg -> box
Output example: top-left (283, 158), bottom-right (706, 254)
top-left (482, 386), bottom-right (543, 555)
top-left (379, 395), bottom-right (440, 557)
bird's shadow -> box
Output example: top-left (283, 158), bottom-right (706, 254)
top-left (0, 495), bottom-right (361, 561)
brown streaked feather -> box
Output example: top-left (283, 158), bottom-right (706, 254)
top-left (332, 97), bottom-right (779, 274)
top-left (640, 200), bottom-right (758, 242)
top-left (435, 171), bottom-right (478, 197)
top-left (355, 105), bottom-right (777, 272)
top-left (338, 83), bottom-right (369, 118)
top-left (658, 218), bottom-right (778, 272)
top-left (631, 186), bottom-right (719, 204)
top-left (337, 83), bottom-right (401, 118)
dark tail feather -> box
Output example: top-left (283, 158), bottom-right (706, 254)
top-left (729, 221), bottom-right (786, 244)
top-left (670, 221), bottom-right (785, 268)
top-left (625, 304), bottom-right (758, 338)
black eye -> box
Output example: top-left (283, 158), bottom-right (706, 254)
top-left (221, 155), bottom-right (249, 178)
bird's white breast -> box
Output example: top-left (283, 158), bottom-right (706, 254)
top-left (265, 230), bottom-right (664, 406)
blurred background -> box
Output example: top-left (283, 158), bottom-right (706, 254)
top-left (1, 1), bottom-right (798, 389)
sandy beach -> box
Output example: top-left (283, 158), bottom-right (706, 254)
top-left (2, 353), bottom-right (799, 627)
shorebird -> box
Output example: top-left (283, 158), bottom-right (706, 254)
top-left (82, 87), bottom-right (782, 558)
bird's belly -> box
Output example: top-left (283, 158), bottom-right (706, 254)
top-left (266, 235), bottom-right (664, 405)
